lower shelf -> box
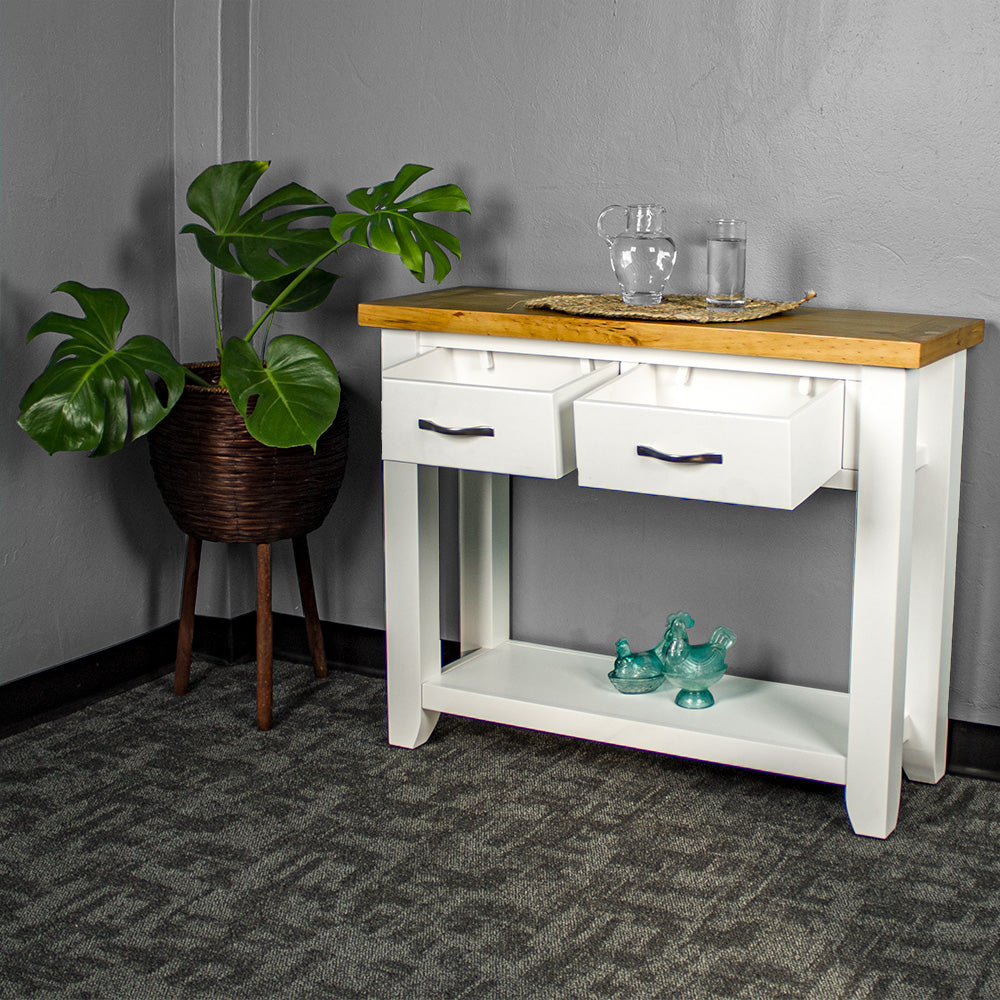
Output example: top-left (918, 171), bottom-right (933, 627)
top-left (423, 640), bottom-right (849, 784)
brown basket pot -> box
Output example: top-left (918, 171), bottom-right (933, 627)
top-left (148, 363), bottom-right (348, 543)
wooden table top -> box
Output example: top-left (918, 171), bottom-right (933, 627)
top-left (358, 286), bottom-right (984, 369)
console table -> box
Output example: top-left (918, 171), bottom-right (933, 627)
top-left (359, 286), bottom-right (984, 838)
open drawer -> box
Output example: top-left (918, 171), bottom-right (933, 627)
top-left (573, 364), bottom-right (845, 508)
top-left (382, 348), bottom-right (618, 478)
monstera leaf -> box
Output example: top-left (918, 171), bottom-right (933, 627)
top-left (181, 160), bottom-right (339, 283)
top-left (18, 282), bottom-right (187, 456)
top-left (221, 335), bottom-right (340, 450)
top-left (329, 164), bottom-right (470, 282)
top-left (251, 269), bottom-right (339, 313)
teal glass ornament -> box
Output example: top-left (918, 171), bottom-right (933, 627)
top-left (662, 612), bottom-right (736, 709)
top-left (608, 636), bottom-right (668, 694)
top-left (609, 612), bottom-right (736, 708)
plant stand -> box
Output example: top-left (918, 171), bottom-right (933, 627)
top-left (148, 368), bottom-right (350, 731)
top-left (172, 533), bottom-right (327, 730)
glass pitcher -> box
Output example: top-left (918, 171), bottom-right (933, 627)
top-left (597, 204), bottom-right (677, 305)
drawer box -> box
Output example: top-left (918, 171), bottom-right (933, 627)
top-left (382, 348), bottom-right (618, 478)
top-left (573, 364), bottom-right (845, 508)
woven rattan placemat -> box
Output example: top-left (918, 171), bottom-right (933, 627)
top-left (525, 290), bottom-right (816, 323)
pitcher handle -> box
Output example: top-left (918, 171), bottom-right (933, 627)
top-left (597, 204), bottom-right (625, 247)
top-left (663, 236), bottom-right (677, 279)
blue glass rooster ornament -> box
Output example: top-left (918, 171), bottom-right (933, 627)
top-left (609, 612), bottom-right (736, 708)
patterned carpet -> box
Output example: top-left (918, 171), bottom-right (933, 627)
top-left (2, 660), bottom-right (1000, 1000)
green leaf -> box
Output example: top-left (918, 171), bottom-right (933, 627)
top-left (181, 160), bottom-right (338, 282)
top-left (220, 335), bottom-right (340, 450)
top-left (385, 163), bottom-right (433, 199)
top-left (251, 269), bottom-right (339, 313)
top-left (396, 184), bottom-right (472, 214)
top-left (329, 164), bottom-right (470, 282)
top-left (17, 282), bottom-right (187, 456)
top-left (346, 186), bottom-right (380, 214)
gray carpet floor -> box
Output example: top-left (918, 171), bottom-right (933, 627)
top-left (2, 659), bottom-right (1000, 1000)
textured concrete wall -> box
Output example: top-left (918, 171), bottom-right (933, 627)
top-left (0, 0), bottom-right (181, 681)
top-left (3, 0), bottom-right (997, 730)
top-left (251, 0), bottom-right (1000, 723)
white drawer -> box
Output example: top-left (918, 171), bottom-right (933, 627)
top-left (573, 364), bottom-right (845, 508)
top-left (382, 348), bottom-right (618, 477)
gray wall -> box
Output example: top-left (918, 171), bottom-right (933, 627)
top-left (1, 0), bottom-right (182, 679)
top-left (249, 0), bottom-right (1000, 723)
top-left (3, 1), bottom-right (999, 729)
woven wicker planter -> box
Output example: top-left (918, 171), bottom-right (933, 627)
top-left (148, 363), bottom-right (348, 543)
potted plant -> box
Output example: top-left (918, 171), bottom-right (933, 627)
top-left (17, 160), bottom-right (469, 728)
top-left (18, 159), bottom-right (469, 456)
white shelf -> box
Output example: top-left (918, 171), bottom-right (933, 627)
top-left (423, 640), bottom-right (849, 784)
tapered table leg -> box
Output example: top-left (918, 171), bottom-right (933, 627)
top-left (902, 354), bottom-right (966, 783)
top-left (175, 535), bottom-right (202, 696)
top-left (256, 542), bottom-right (274, 731)
top-left (845, 366), bottom-right (918, 838)
top-left (293, 534), bottom-right (328, 679)
top-left (384, 460), bottom-right (441, 748)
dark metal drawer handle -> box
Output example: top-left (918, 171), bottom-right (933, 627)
top-left (418, 418), bottom-right (495, 438)
top-left (637, 445), bottom-right (723, 465)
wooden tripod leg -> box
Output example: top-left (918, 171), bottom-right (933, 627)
top-left (256, 542), bottom-right (273, 731)
top-left (293, 534), bottom-right (328, 679)
top-left (175, 536), bottom-right (202, 696)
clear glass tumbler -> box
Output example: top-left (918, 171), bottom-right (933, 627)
top-left (706, 219), bottom-right (747, 309)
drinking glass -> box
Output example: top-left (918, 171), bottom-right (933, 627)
top-left (706, 219), bottom-right (747, 309)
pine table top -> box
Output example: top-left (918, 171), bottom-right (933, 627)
top-left (358, 286), bottom-right (984, 368)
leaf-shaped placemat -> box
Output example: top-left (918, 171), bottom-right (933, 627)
top-left (525, 290), bottom-right (816, 323)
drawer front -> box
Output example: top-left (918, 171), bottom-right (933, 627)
top-left (574, 365), bottom-right (845, 509)
top-left (382, 349), bottom-right (618, 478)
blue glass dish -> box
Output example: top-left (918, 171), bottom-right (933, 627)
top-left (608, 636), bottom-right (668, 694)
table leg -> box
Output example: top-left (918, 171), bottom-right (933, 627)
top-left (902, 353), bottom-right (966, 783)
top-left (845, 366), bottom-right (918, 838)
top-left (459, 471), bottom-right (510, 654)
top-left (384, 460), bottom-right (441, 748)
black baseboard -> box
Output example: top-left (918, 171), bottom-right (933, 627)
top-left (181, 610), bottom-right (392, 674)
top-left (947, 720), bottom-right (1000, 781)
top-left (188, 611), bottom-right (461, 677)
top-left (3, 625), bottom-right (998, 781)
top-left (0, 621), bottom-right (181, 737)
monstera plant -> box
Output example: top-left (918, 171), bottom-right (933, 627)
top-left (18, 160), bottom-right (470, 453)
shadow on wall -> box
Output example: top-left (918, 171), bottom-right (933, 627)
top-left (2, 165), bottom-right (186, 634)
top-left (109, 165), bottom-right (205, 626)
top-left (1, 277), bottom-right (45, 479)
top-left (451, 170), bottom-right (512, 288)
top-left (115, 164), bottom-right (179, 350)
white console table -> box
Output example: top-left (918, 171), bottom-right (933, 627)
top-left (359, 286), bottom-right (983, 838)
